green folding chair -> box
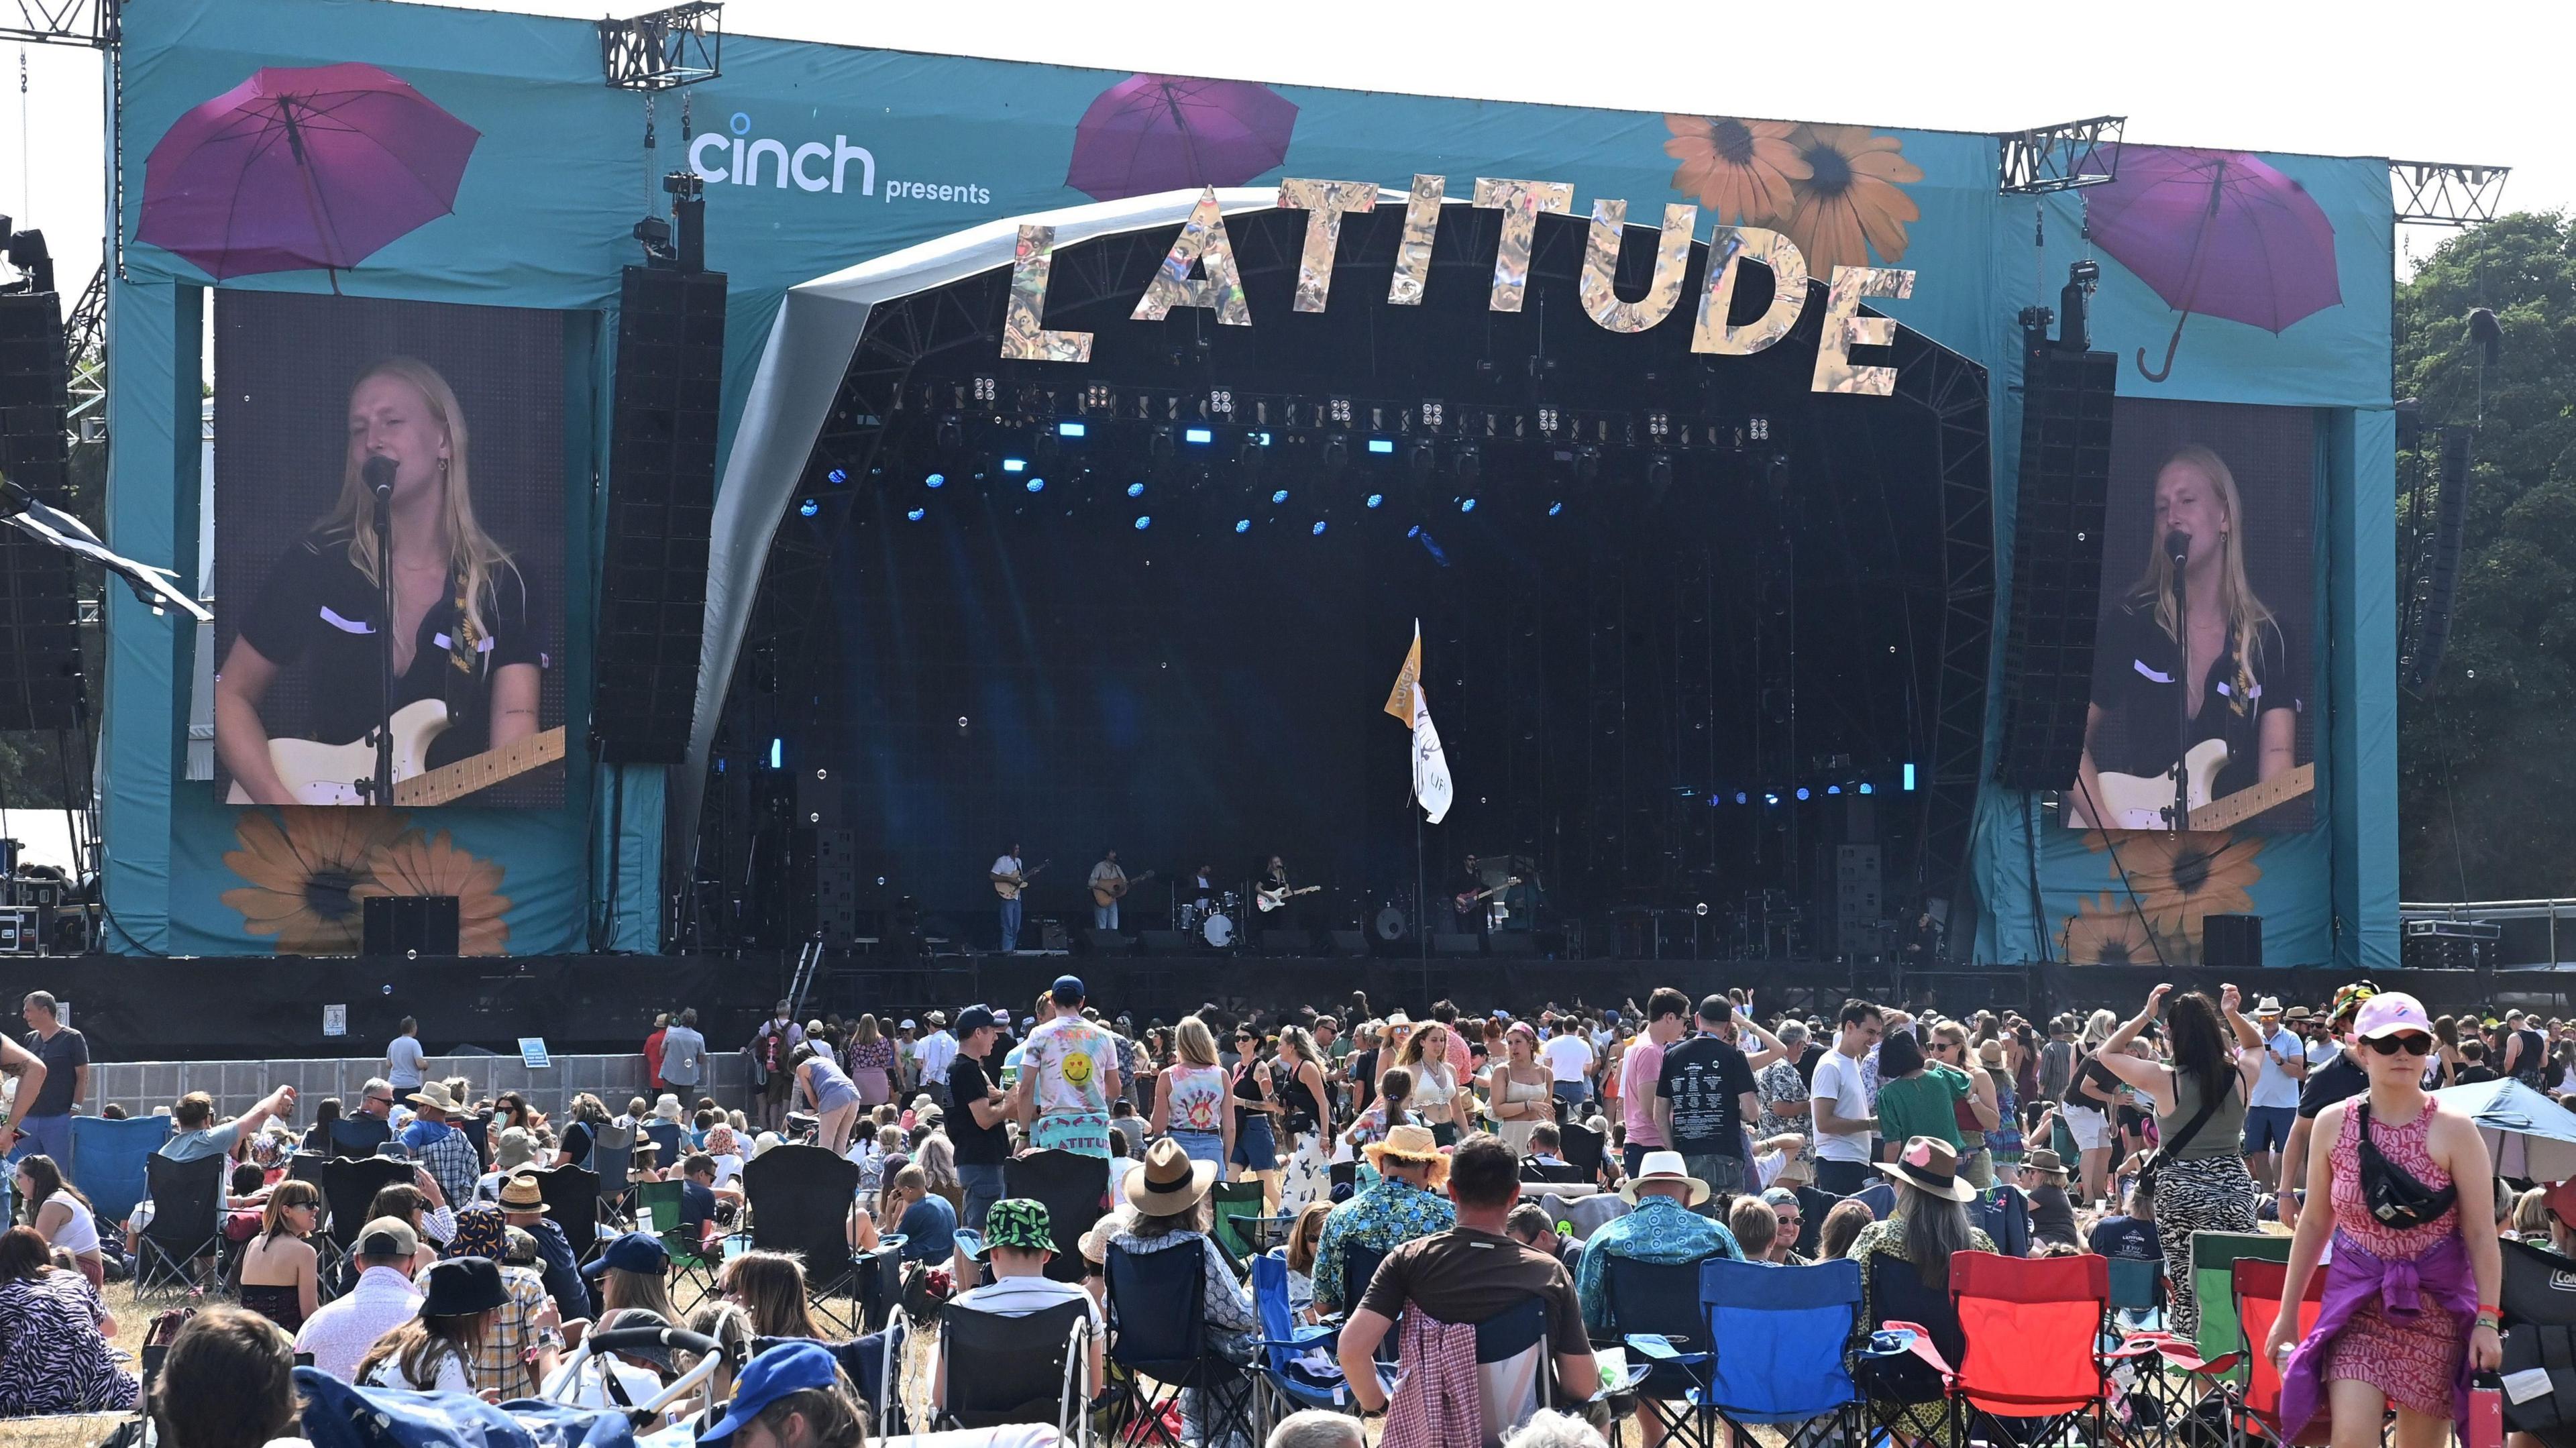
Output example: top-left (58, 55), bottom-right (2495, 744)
top-left (2188, 1230), bottom-right (2290, 1382)
top-left (1210, 1180), bottom-right (1267, 1267)
top-left (638, 1178), bottom-right (721, 1292)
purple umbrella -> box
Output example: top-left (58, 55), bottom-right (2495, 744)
top-left (1066, 74), bottom-right (1298, 203)
top-left (140, 62), bottom-right (480, 290)
top-left (2086, 144), bottom-right (2341, 381)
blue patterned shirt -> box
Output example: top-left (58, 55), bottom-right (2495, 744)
top-left (1311, 1176), bottom-right (1455, 1313)
top-left (1575, 1194), bottom-right (1741, 1337)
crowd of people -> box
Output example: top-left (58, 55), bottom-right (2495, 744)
top-left (0, 972), bottom-right (2555, 1448)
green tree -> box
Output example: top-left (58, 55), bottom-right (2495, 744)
top-left (2396, 211), bottom-right (2576, 898)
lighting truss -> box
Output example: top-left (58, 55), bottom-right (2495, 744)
top-left (64, 262), bottom-right (103, 442)
top-left (1, 0), bottom-right (115, 46)
top-left (598, 3), bottom-right (722, 92)
top-left (2390, 161), bottom-right (2510, 227)
top-left (1996, 116), bottom-right (2125, 194)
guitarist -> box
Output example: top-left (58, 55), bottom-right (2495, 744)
top-left (1088, 848), bottom-right (1128, 931)
top-left (1451, 854), bottom-right (1491, 936)
top-left (2070, 445), bottom-right (2300, 829)
top-left (991, 842), bottom-right (1028, 952)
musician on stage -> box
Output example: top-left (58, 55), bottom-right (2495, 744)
top-left (991, 841), bottom-right (1028, 952)
top-left (1186, 862), bottom-right (1220, 912)
top-left (1088, 848), bottom-right (1128, 931)
top-left (2070, 445), bottom-right (2299, 828)
top-left (1451, 854), bottom-right (1490, 936)
top-left (215, 356), bottom-right (545, 805)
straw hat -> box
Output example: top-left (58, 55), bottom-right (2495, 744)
top-left (1876, 1135), bottom-right (1978, 1203)
top-left (1975, 1040), bottom-right (2005, 1067)
top-left (1360, 1123), bottom-right (1449, 1188)
top-left (406, 1081), bottom-right (462, 1113)
top-left (1620, 1150), bottom-right (1711, 1207)
top-left (1123, 1137), bottom-right (1218, 1218)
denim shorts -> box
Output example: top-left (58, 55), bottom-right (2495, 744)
top-left (1172, 1129), bottom-right (1226, 1167)
top-left (1231, 1115), bottom-right (1278, 1172)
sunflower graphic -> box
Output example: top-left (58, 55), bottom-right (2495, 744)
top-left (1662, 116), bottom-right (1810, 224)
top-left (221, 807), bottom-right (416, 955)
top-left (2095, 828), bottom-right (2265, 924)
top-left (1775, 123), bottom-right (1923, 276)
top-left (354, 828), bottom-right (513, 956)
top-left (2061, 893), bottom-right (2167, 967)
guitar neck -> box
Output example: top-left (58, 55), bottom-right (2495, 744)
top-left (394, 726), bottom-right (567, 807)
top-left (2186, 763), bottom-right (2316, 832)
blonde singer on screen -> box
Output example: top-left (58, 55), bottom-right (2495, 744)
top-left (214, 357), bottom-right (545, 806)
top-left (2069, 445), bottom-right (2298, 830)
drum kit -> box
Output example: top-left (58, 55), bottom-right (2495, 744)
top-left (1177, 892), bottom-right (1244, 949)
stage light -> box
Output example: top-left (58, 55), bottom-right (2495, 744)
top-left (1368, 439), bottom-right (1395, 455)
top-left (925, 472), bottom-right (946, 489)
top-left (1421, 398), bottom-right (1445, 427)
top-left (798, 498), bottom-right (820, 517)
top-left (1002, 457), bottom-right (1028, 474)
top-left (1271, 489), bottom-right (1289, 504)
top-left (1329, 396), bottom-right (1353, 425)
top-left (1366, 493), bottom-right (1385, 509)
top-left (1453, 445), bottom-right (1481, 482)
top-left (1233, 518), bottom-right (1252, 533)
top-left (1860, 783), bottom-right (1874, 795)
top-left (1083, 380), bottom-right (1115, 412)
top-left (1134, 515), bottom-right (1152, 530)
top-left (1827, 785), bottom-right (1842, 795)
top-left (1548, 501), bottom-right (1564, 517)
top-left (769, 739), bottom-right (783, 769)
top-left (906, 507), bottom-right (926, 522)
top-left (1764, 792), bottom-right (1780, 805)
top-left (1409, 438), bottom-right (1437, 476)
top-left (1750, 414), bottom-right (1771, 442)
top-left (826, 467), bottom-right (847, 485)
top-left (1026, 478), bottom-right (1045, 493)
top-left (1796, 787), bottom-right (1811, 801)
top-left (1735, 791), bottom-right (1748, 804)
top-left (972, 376), bottom-right (997, 404)
top-left (1184, 427), bottom-right (1214, 445)
top-left (1312, 520), bottom-right (1328, 536)
top-left (1248, 431), bottom-right (1272, 447)
top-left (1460, 497), bottom-right (1478, 513)
top-left (1057, 421), bottom-right (1087, 438)
top-left (1126, 482), bottom-right (1146, 498)
top-left (1407, 525), bottom-right (1421, 539)
top-left (1323, 435), bottom-right (1350, 469)
top-left (1647, 451), bottom-right (1673, 490)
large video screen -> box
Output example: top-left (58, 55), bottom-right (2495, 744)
top-left (212, 292), bottom-right (568, 808)
top-left (2070, 398), bottom-right (2314, 834)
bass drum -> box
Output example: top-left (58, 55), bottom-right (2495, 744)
top-left (1201, 911), bottom-right (1236, 949)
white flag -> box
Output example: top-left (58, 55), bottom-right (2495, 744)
top-left (1412, 683), bottom-right (1454, 824)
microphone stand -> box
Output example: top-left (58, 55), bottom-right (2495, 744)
top-left (2168, 533), bottom-right (2190, 835)
top-left (370, 466), bottom-right (396, 807)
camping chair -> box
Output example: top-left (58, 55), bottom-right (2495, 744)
top-left (644, 1119), bottom-right (686, 1164)
top-left (319, 1155), bottom-right (413, 1288)
top-left (2228, 1257), bottom-right (2328, 1447)
top-left (1521, 1160), bottom-right (1588, 1184)
top-left (1250, 1250), bottom-right (1360, 1437)
top-left (457, 1111), bottom-right (492, 1170)
top-left (1560, 1120), bottom-right (1607, 1184)
top-left (2496, 1235), bottom-right (2576, 1446)
top-left (853, 1236), bottom-right (907, 1334)
top-left (1936, 1251), bottom-right (2151, 1447)
top-left (1004, 1148), bottom-right (1110, 1285)
top-left (1331, 1239), bottom-right (1388, 1322)
top-left (936, 1296), bottom-right (1096, 1446)
top-left (590, 1123), bottom-right (635, 1223)
top-left (68, 1113), bottom-right (171, 1231)
top-left (2192, 1230), bottom-right (2292, 1375)
top-left (1210, 1180), bottom-right (1267, 1266)
top-left (1851, 1250), bottom-right (1965, 1448)
top-left (531, 1163), bottom-right (601, 1262)
top-left (635, 1178), bottom-right (719, 1292)
top-left (743, 1143), bottom-right (863, 1329)
top-left (1701, 1257), bottom-right (1862, 1448)
top-left (329, 1115), bottom-right (392, 1158)
top-left (1603, 1255), bottom-right (1718, 1448)
top-left (1538, 1188), bottom-right (1631, 1243)
top-left (1104, 1241), bottom-right (1257, 1448)
top-left (134, 1153), bottom-right (226, 1300)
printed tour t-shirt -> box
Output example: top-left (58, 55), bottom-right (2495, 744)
top-left (1022, 1013), bottom-right (1119, 1156)
top-left (1656, 1034), bottom-right (1758, 1157)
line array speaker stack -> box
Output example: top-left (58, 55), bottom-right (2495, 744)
top-left (0, 291), bottom-right (79, 732)
top-left (1829, 844), bottom-right (1882, 959)
top-left (788, 826), bottom-right (859, 948)
top-left (593, 265), bottom-right (726, 764)
top-left (2202, 913), bottom-right (2262, 972)
top-left (1996, 346), bottom-right (2116, 789)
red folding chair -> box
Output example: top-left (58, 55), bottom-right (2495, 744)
top-left (2230, 1258), bottom-right (2330, 1447)
top-left (1885, 1254), bottom-right (2157, 1445)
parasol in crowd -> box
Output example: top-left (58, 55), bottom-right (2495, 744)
top-left (1065, 74), bottom-right (1298, 203)
top-left (140, 62), bottom-right (480, 290)
top-left (2433, 1077), bottom-right (2576, 1182)
top-left (2084, 144), bottom-right (2341, 382)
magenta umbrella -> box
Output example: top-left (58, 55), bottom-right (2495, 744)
top-left (140, 62), bottom-right (480, 290)
top-left (1066, 74), bottom-right (1299, 203)
top-left (2086, 144), bottom-right (2341, 381)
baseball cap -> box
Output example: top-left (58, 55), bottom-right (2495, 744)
top-left (956, 1005), bottom-right (997, 1036)
top-left (1051, 974), bottom-right (1085, 1003)
top-left (2352, 991), bottom-right (2434, 1040)
top-left (899, 1019), bottom-right (916, 1029)
top-left (582, 1229), bottom-right (670, 1278)
top-left (976, 1198), bottom-right (1055, 1258)
top-left (357, 1215), bottom-right (419, 1260)
top-left (698, 1341), bottom-right (843, 1445)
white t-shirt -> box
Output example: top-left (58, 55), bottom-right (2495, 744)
top-left (993, 855), bottom-right (1024, 883)
top-left (40, 1191), bottom-right (99, 1256)
top-left (2305, 1039), bottom-right (2338, 1070)
top-left (2250, 1027), bottom-right (2304, 1110)
top-left (1810, 1049), bottom-right (1873, 1163)
top-left (1542, 1035), bottom-right (1594, 1084)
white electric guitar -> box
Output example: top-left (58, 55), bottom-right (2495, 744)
top-left (2092, 738), bottom-right (2315, 832)
top-left (227, 698), bottom-right (568, 807)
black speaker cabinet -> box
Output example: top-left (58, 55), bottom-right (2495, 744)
top-left (1083, 928), bottom-right (1137, 954)
top-left (2203, 913), bottom-right (2263, 972)
top-left (1138, 930), bottom-right (1191, 955)
top-left (363, 895), bottom-right (462, 956)
top-left (1432, 932), bottom-right (1484, 956)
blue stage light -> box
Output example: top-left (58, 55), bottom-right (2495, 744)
top-left (1735, 791), bottom-right (1748, 804)
top-left (1134, 515), bottom-right (1151, 530)
top-left (1126, 482), bottom-right (1146, 498)
top-left (1184, 427), bottom-right (1214, 444)
top-left (1827, 785), bottom-right (1842, 795)
top-left (1860, 783), bottom-right (1874, 795)
top-left (1368, 438), bottom-right (1395, 455)
top-left (1548, 501), bottom-right (1563, 516)
top-left (826, 468), bottom-right (847, 485)
top-left (1271, 488), bottom-right (1289, 504)
top-left (1903, 763), bottom-right (1917, 791)
top-left (1235, 518), bottom-right (1251, 534)
top-left (1365, 493), bottom-right (1384, 509)
top-left (798, 498), bottom-right (819, 517)
top-left (1002, 457), bottom-right (1027, 473)
top-left (1058, 421), bottom-right (1087, 438)
top-left (1796, 787), bottom-right (1811, 801)
top-left (1312, 520), bottom-right (1328, 536)
top-left (1025, 477), bottom-right (1045, 493)
top-left (1248, 431), bottom-right (1272, 446)
top-left (1460, 497), bottom-right (1477, 513)
top-left (906, 507), bottom-right (925, 522)
top-left (925, 472), bottom-right (946, 489)
top-left (1407, 525), bottom-right (1421, 538)
top-left (768, 738), bottom-right (782, 769)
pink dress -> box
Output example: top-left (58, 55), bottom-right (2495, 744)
top-left (2322, 1099), bottom-right (2463, 1417)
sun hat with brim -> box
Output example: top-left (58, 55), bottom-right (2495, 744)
top-left (1360, 1123), bottom-right (1450, 1188)
top-left (697, 1341), bottom-right (843, 1446)
top-left (977, 1199), bottom-right (1056, 1258)
top-left (594, 1308), bottom-right (679, 1372)
top-left (421, 1256), bottom-right (508, 1317)
top-left (1773, 1152), bottom-right (1815, 1185)
top-left (1976, 1040), bottom-right (2005, 1066)
top-left (582, 1229), bottom-right (670, 1278)
top-left (1124, 1138), bottom-right (1218, 1217)
top-left (2255, 997), bottom-right (2284, 1017)
top-left (1620, 1149), bottom-right (1711, 1207)
top-left (406, 1082), bottom-right (462, 1113)
top-left (653, 1095), bottom-right (685, 1122)
top-left (498, 1172), bottom-right (546, 1211)
top-left (2284, 1007), bottom-right (2314, 1022)
top-left (1877, 1135), bottom-right (1978, 1203)
top-left (2023, 1148), bottom-right (2070, 1179)
top-left (446, 1205), bottom-right (509, 1260)
top-left (2353, 991), bottom-right (2435, 1042)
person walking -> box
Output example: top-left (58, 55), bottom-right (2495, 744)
top-left (11, 993), bottom-right (84, 1165)
top-left (385, 1016), bottom-right (428, 1097)
top-left (660, 1009), bottom-right (708, 1103)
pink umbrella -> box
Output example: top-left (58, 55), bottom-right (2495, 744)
top-left (140, 62), bottom-right (480, 290)
top-left (1065, 74), bottom-right (1298, 203)
top-left (2086, 144), bottom-right (2341, 382)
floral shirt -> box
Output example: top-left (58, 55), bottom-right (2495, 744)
top-left (1311, 1176), bottom-right (1456, 1313)
top-left (1575, 1194), bottom-right (1743, 1336)
top-left (1756, 1058), bottom-right (1811, 1165)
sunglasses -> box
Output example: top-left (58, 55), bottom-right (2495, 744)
top-left (2364, 1033), bottom-right (2434, 1057)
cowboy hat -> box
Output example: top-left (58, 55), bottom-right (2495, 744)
top-left (406, 1081), bottom-right (462, 1113)
top-left (1877, 1135), bottom-right (1978, 1203)
top-left (1620, 1149), bottom-right (1711, 1207)
top-left (1360, 1123), bottom-right (1450, 1188)
top-left (1124, 1137), bottom-right (1218, 1217)
top-left (1772, 1151), bottom-right (1816, 1186)
top-left (2023, 1148), bottom-right (2070, 1179)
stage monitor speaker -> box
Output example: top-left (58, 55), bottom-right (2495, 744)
top-left (1432, 932), bottom-right (1483, 957)
top-left (1996, 346), bottom-right (2116, 790)
top-left (593, 265), bottom-right (727, 764)
top-left (0, 291), bottom-right (80, 733)
top-left (1138, 930), bottom-right (1190, 955)
top-left (363, 895), bottom-right (461, 956)
top-left (1083, 928), bottom-right (1136, 954)
top-left (1487, 932), bottom-right (1536, 957)
top-left (1039, 919), bottom-right (1070, 952)
top-left (2203, 913), bottom-right (2262, 972)
top-left (1325, 929), bottom-right (1367, 956)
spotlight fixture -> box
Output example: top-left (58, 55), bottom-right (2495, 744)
top-left (1647, 411), bottom-right (1670, 440)
top-left (1126, 482), bottom-right (1146, 498)
top-left (1749, 414), bottom-right (1770, 441)
top-left (1271, 488), bottom-right (1290, 505)
top-left (798, 498), bottom-right (820, 517)
top-left (1312, 520), bottom-right (1328, 536)
top-left (971, 376), bottom-right (997, 404)
top-left (925, 472), bottom-right (946, 489)
top-left (1452, 444), bottom-right (1481, 483)
top-left (826, 467), bottom-right (848, 485)
top-left (1538, 405), bottom-right (1561, 434)
top-left (1134, 515), bottom-right (1152, 530)
top-left (1734, 791), bottom-right (1748, 804)
top-left (1210, 389), bottom-right (1236, 417)
top-left (906, 507), bottom-right (926, 522)
top-left (1409, 438), bottom-right (1437, 477)
top-left (1365, 493), bottom-right (1385, 510)
top-left (1795, 787), bottom-right (1811, 801)
top-left (1421, 398), bottom-right (1445, 428)
top-left (1460, 497), bottom-right (1478, 513)
top-left (1083, 380), bottom-right (1115, 412)
top-left (1026, 477), bottom-right (1046, 493)
top-left (1328, 396), bottom-right (1353, 425)
top-left (1547, 501), bottom-right (1564, 517)
top-left (1234, 518), bottom-right (1252, 533)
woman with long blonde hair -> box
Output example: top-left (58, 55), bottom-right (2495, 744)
top-left (216, 355), bottom-right (544, 805)
top-left (2072, 443), bottom-right (2297, 828)
top-left (1154, 1015), bottom-right (1234, 1168)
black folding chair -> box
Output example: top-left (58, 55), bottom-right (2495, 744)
top-left (330, 1115), bottom-right (392, 1158)
top-left (1521, 1160), bottom-right (1588, 1184)
top-left (743, 1143), bottom-right (863, 1330)
top-left (1106, 1241), bottom-right (1255, 1448)
top-left (1558, 1120), bottom-right (1607, 1184)
top-left (591, 1123), bottom-right (635, 1224)
top-left (1603, 1256), bottom-right (1717, 1448)
top-left (457, 1112), bottom-right (492, 1170)
top-left (135, 1154), bottom-right (225, 1300)
top-left (319, 1155), bottom-right (413, 1289)
top-left (532, 1164), bottom-right (601, 1263)
top-left (938, 1297), bottom-right (1095, 1445)
top-left (1005, 1149), bottom-right (1110, 1285)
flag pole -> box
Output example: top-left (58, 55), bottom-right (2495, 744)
top-left (1417, 807), bottom-right (1429, 999)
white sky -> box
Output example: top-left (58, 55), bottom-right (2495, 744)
top-left (3, 0), bottom-right (2563, 300)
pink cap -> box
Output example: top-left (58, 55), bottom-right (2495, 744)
top-left (2351, 991), bottom-right (2433, 1040)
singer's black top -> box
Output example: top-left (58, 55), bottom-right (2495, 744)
top-left (2084, 592), bottom-right (2299, 803)
top-left (235, 526), bottom-right (545, 764)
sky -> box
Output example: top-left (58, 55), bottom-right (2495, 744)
top-left (3, 0), bottom-right (2565, 300)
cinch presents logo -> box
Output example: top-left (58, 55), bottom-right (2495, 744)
top-left (690, 110), bottom-right (876, 194)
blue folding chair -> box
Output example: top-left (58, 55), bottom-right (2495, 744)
top-left (68, 1114), bottom-right (170, 1229)
top-left (1250, 1250), bottom-right (1363, 1438)
top-left (1603, 1256), bottom-right (1717, 1448)
top-left (1105, 1241), bottom-right (1256, 1448)
top-left (1700, 1257), bottom-right (1862, 1448)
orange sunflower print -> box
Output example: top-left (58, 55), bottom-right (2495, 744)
top-left (1662, 115), bottom-right (1809, 224)
top-left (221, 806), bottom-right (415, 955)
top-left (353, 828), bottom-right (513, 955)
top-left (2061, 893), bottom-right (2167, 968)
top-left (1776, 124), bottom-right (1923, 276)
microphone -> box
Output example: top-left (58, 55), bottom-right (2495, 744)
top-left (2164, 529), bottom-right (2191, 567)
top-left (362, 455), bottom-right (396, 499)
